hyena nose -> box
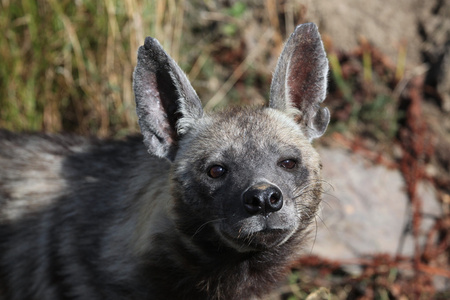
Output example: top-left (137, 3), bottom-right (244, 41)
top-left (243, 183), bottom-right (283, 215)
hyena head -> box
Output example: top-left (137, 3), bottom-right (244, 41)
top-left (133, 23), bottom-right (329, 253)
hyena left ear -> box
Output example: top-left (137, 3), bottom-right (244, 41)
top-left (269, 23), bottom-right (330, 141)
top-left (133, 37), bottom-right (204, 161)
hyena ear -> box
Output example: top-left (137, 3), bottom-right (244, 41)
top-left (269, 23), bottom-right (330, 141)
top-left (133, 37), bottom-right (203, 161)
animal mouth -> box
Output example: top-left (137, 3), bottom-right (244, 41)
top-left (219, 227), bottom-right (292, 252)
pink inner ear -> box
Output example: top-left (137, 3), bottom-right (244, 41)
top-left (136, 70), bottom-right (177, 155)
top-left (269, 23), bottom-right (329, 140)
top-left (285, 32), bottom-right (326, 121)
top-left (146, 74), bottom-right (169, 129)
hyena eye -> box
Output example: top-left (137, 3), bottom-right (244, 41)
top-left (278, 159), bottom-right (296, 170)
top-left (208, 165), bottom-right (226, 178)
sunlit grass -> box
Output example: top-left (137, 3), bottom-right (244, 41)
top-left (0, 0), bottom-right (189, 136)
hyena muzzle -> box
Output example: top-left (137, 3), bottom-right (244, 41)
top-left (0, 23), bottom-right (329, 300)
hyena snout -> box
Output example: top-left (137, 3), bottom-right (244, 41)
top-left (242, 183), bottom-right (283, 216)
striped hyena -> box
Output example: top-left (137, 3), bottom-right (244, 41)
top-left (0, 23), bottom-right (329, 299)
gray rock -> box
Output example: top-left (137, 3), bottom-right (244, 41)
top-left (311, 147), bottom-right (441, 261)
top-left (304, 0), bottom-right (450, 111)
top-left (304, 0), bottom-right (423, 66)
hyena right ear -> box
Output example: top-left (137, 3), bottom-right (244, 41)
top-left (133, 37), bottom-right (204, 161)
top-left (269, 23), bottom-right (330, 141)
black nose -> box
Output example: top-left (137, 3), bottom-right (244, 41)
top-left (243, 183), bottom-right (283, 215)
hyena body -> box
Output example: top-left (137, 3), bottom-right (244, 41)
top-left (0, 23), bottom-right (329, 299)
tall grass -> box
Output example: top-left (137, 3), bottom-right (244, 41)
top-left (0, 0), bottom-right (189, 136)
top-left (0, 0), bottom-right (313, 137)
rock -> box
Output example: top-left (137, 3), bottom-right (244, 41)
top-left (304, 0), bottom-right (423, 66)
top-left (304, 0), bottom-right (450, 111)
top-left (311, 147), bottom-right (442, 261)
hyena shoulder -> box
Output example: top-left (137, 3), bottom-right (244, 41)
top-left (0, 131), bottom-right (166, 222)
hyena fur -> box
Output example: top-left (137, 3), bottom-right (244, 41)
top-left (0, 23), bottom-right (329, 300)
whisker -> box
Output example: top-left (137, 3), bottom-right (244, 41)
top-left (314, 211), bottom-right (329, 232)
top-left (321, 190), bottom-right (341, 203)
top-left (295, 203), bottom-right (313, 219)
top-left (192, 218), bottom-right (225, 238)
top-left (309, 215), bottom-right (319, 254)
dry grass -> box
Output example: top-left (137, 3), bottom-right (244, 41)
top-left (0, 0), bottom-right (191, 136)
top-left (0, 0), bottom-right (310, 137)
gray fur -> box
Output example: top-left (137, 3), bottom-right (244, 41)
top-left (133, 37), bottom-right (204, 161)
top-left (270, 23), bottom-right (330, 140)
top-left (0, 23), bottom-right (329, 300)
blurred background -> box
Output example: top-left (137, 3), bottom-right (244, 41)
top-left (0, 0), bottom-right (449, 299)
